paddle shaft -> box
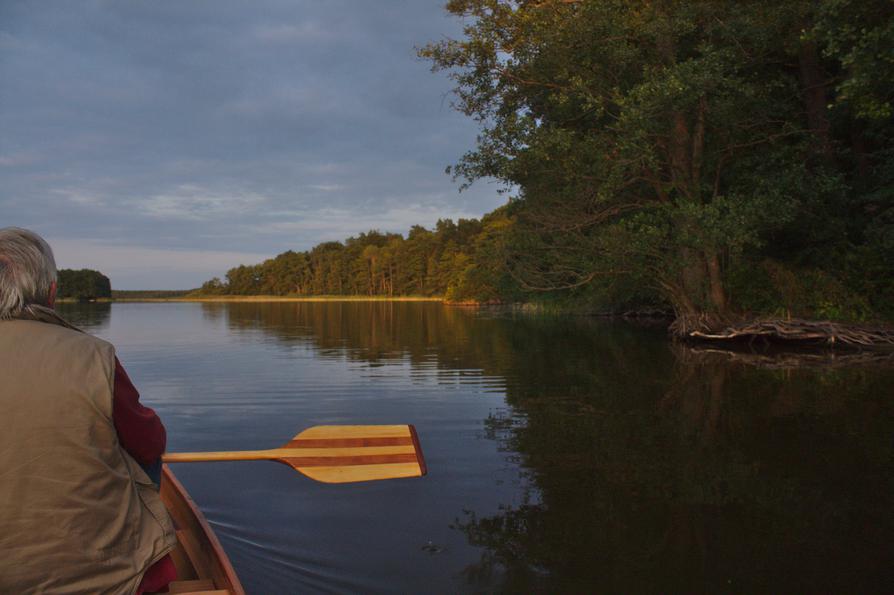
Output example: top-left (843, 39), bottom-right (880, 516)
top-left (163, 445), bottom-right (416, 464)
top-left (163, 449), bottom-right (281, 463)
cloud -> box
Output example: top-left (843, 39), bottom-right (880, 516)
top-left (138, 185), bottom-right (270, 220)
top-left (50, 187), bottom-right (105, 207)
top-left (251, 22), bottom-right (333, 44)
top-left (218, 84), bottom-right (343, 119)
top-left (0, 152), bottom-right (40, 167)
top-left (307, 184), bottom-right (345, 192)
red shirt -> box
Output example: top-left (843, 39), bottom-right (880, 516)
top-left (112, 358), bottom-right (177, 593)
top-left (113, 359), bottom-right (166, 465)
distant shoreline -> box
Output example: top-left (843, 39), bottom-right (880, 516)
top-left (59, 295), bottom-right (445, 303)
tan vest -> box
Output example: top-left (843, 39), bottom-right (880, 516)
top-left (0, 318), bottom-right (176, 595)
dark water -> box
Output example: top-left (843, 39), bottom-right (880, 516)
top-left (57, 302), bottom-right (894, 594)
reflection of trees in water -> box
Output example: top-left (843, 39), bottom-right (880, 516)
top-left (209, 301), bottom-right (665, 379)
top-left (209, 302), bottom-right (474, 371)
top-left (211, 302), bottom-right (894, 592)
top-left (56, 302), bottom-right (112, 331)
top-left (461, 349), bottom-right (894, 593)
top-left (199, 301), bottom-right (227, 324)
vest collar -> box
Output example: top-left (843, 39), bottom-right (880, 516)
top-left (9, 304), bottom-right (82, 332)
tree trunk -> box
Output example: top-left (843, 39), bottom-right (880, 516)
top-left (798, 39), bottom-right (834, 162)
top-left (691, 96), bottom-right (707, 198)
top-left (679, 246), bottom-right (706, 306)
top-left (704, 251), bottom-right (726, 313)
top-left (669, 111), bottom-right (693, 198)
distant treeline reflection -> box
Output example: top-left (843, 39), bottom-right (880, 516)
top-left (209, 301), bottom-right (893, 592)
top-left (57, 301), bottom-right (111, 329)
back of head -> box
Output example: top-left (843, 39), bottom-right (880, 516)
top-left (0, 227), bottom-right (57, 319)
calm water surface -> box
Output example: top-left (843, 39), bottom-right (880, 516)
top-left (58, 302), bottom-right (894, 593)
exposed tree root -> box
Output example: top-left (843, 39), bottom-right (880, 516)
top-left (671, 315), bottom-right (894, 349)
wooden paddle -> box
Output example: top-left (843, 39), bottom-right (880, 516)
top-left (162, 424), bottom-right (427, 484)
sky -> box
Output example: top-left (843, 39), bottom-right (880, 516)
top-left (0, 0), bottom-right (506, 289)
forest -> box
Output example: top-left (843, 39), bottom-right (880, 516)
top-left (196, 0), bottom-right (893, 330)
top-left (195, 211), bottom-right (515, 302)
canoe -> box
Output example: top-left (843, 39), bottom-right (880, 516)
top-left (159, 464), bottom-right (246, 595)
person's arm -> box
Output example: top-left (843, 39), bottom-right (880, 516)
top-left (112, 357), bottom-right (166, 483)
top-left (113, 360), bottom-right (178, 591)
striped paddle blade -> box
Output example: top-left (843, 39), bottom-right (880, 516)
top-left (276, 425), bottom-right (427, 484)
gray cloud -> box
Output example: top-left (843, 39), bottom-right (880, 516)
top-left (0, 0), bottom-right (505, 288)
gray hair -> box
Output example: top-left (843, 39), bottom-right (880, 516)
top-left (0, 227), bottom-right (58, 319)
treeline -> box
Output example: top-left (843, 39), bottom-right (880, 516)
top-left (58, 269), bottom-right (111, 300)
top-left (195, 210), bottom-right (518, 301)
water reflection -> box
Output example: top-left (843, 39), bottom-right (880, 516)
top-left (56, 301), bottom-right (111, 330)
top-left (205, 302), bottom-right (894, 592)
top-left (461, 348), bottom-right (894, 592)
top-left (209, 301), bottom-right (481, 364)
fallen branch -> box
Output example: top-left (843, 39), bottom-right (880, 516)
top-left (679, 317), bottom-right (894, 349)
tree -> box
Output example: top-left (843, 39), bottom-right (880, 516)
top-left (198, 277), bottom-right (227, 295)
top-left (448, 208), bottom-right (518, 302)
top-left (225, 264), bottom-right (263, 294)
top-left (57, 269), bottom-right (112, 300)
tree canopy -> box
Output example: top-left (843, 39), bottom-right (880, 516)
top-left (57, 269), bottom-right (112, 300)
top-left (420, 0), bottom-right (894, 327)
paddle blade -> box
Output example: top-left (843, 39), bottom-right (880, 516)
top-left (276, 424), bottom-right (427, 484)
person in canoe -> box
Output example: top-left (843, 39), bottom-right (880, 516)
top-left (0, 227), bottom-right (178, 594)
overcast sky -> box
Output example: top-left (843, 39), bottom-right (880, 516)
top-left (0, 1), bottom-right (505, 289)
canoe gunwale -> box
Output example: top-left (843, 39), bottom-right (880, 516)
top-left (160, 464), bottom-right (245, 595)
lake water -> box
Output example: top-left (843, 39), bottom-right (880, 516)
top-left (57, 301), bottom-right (894, 593)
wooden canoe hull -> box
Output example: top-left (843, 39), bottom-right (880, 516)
top-left (159, 464), bottom-right (245, 595)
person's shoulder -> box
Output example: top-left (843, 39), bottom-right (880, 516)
top-left (65, 326), bottom-right (116, 357)
top-left (14, 319), bottom-right (116, 357)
